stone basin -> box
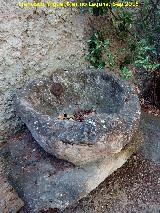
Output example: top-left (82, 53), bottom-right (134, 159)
top-left (14, 69), bottom-right (140, 165)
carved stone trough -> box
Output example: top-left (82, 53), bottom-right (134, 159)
top-left (12, 69), bottom-right (141, 211)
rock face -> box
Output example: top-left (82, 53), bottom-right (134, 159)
top-left (0, 157), bottom-right (24, 212)
top-left (0, 1), bottom-right (89, 139)
top-left (14, 69), bottom-right (140, 166)
top-left (1, 130), bottom-right (142, 212)
top-left (140, 111), bottom-right (160, 164)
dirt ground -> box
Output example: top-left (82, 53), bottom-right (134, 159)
top-left (6, 111), bottom-right (160, 213)
top-left (19, 150), bottom-right (159, 213)
top-left (64, 112), bottom-right (160, 213)
top-left (64, 152), bottom-right (160, 213)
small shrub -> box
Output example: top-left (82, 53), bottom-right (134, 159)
top-left (120, 66), bottom-right (133, 80)
top-left (86, 32), bottom-right (106, 69)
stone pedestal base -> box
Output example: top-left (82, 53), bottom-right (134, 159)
top-left (1, 130), bottom-right (142, 212)
top-left (0, 157), bottom-right (24, 213)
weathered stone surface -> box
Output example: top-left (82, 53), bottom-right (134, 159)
top-left (1, 130), bottom-right (142, 212)
top-left (64, 111), bottom-right (160, 213)
top-left (0, 157), bottom-right (24, 212)
top-left (14, 69), bottom-right (140, 165)
top-left (0, 0), bottom-right (134, 142)
top-left (65, 149), bottom-right (159, 213)
top-left (0, 0), bottom-right (90, 138)
top-left (140, 111), bottom-right (160, 164)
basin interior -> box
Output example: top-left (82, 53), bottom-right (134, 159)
top-left (27, 72), bottom-right (125, 118)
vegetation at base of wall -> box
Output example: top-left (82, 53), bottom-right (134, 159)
top-left (86, 32), bottom-right (106, 69)
top-left (120, 66), bottom-right (133, 80)
top-left (85, 0), bottom-right (160, 81)
top-left (86, 32), bottom-right (114, 69)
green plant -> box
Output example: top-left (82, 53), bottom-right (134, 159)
top-left (86, 33), bottom-right (115, 69)
top-left (133, 39), bottom-right (160, 71)
top-left (128, 39), bottom-right (160, 71)
top-left (111, 9), bottom-right (134, 38)
top-left (103, 39), bottom-right (115, 69)
top-left (86, 32), bottom-right (105, 69)
top-left (120, 66), bottom-right (133, 80)
top-left (108, 1), bottom-right (160, 72)
top-left (136, 0), bottom-right (160, 52)
top-left (86, 0), bottom-right (160, 81)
